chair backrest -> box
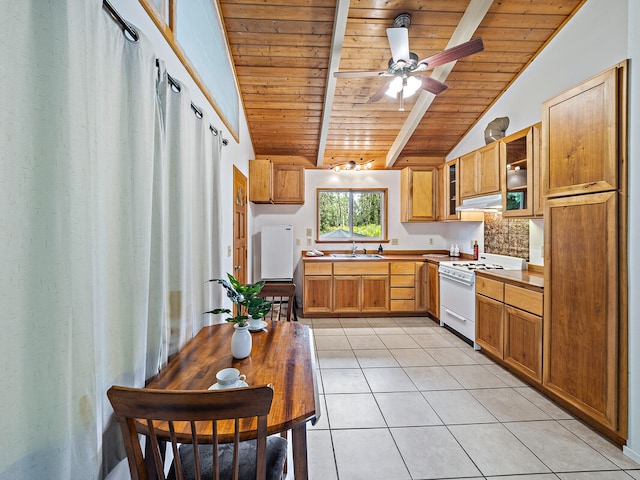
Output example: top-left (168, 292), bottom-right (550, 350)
top-left (257, 283), bottom-right (295, 322)
top-left (107, 385), bottom-right (274, 480)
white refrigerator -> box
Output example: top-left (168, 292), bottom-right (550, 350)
top-left (260, 225), bottom-right (294, 280)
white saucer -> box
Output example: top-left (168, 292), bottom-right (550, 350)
top-left (248, 321), bottom-right (268, 332)
top-left (208, 381), bottom-right (249, 390)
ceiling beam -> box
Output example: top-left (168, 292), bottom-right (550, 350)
top-left (385, 0), bottom-right (494, 168)
top-left (316, 0), bottom-right (351, 167)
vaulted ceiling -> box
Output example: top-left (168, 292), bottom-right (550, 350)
top-left (218, 0), bottom-right (585, 170)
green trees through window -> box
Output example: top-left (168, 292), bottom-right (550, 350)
top-left (317, 189), bottom-right (386, 241)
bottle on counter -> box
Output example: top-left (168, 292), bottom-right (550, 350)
top-left (473, 240), bottom-right (479, 260)
top-left (449, 243), bottom-right (455, 256)
top-left (378, 244), bottom-right (383, 254)
top-left (454, 243), bottom-right (460, 257)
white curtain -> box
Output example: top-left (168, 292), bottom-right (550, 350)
top-left (157, 69), bottom-right (224, 357)
top-left (0, 0), bottom-right (224, 478)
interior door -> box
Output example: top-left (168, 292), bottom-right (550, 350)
top-left (233, 166), bottom-right (247, 285)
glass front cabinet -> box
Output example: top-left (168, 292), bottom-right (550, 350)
top-left (442, 158), bottom-right (459, 220)
top-left (499, 124), bottom-right (540, 217)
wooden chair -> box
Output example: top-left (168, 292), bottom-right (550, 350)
top-left (257, 283), bottom-right (296, 321)
top-left (107, 385), bottom-right (287, 480)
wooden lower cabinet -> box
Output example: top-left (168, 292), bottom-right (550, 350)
top-left (362, 275), bottom-right (390, 312)
top-left (303, 275), bottom-right (332, 314)
top-left (303, 262), bottom-right (332, 315)
top-left (504, 305), bottom-right (543, 383)
top-left (302, 259), bottom-right (433, 316)
top-left (334, 274), bottom-right (390, 313)
top-left (544, 192), bottom-right (621, 435)
top-left (333, 261), bottom-right (389, 314)
top-left (333, 276), bottom-right (360, 313)
top-left (426, 262), bottom-right (439, 319)
top-left (476, 275), bottom-right (543, 385)
top-left (476, 294), bottom-right (504, 359)
top-left (390, 261), bottom-right (416, 312)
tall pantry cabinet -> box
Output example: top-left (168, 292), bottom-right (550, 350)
top-left (542, 62), bottom-right (628, 444)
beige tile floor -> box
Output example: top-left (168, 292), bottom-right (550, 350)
top-left (286, 315), bottom-right (640, 480)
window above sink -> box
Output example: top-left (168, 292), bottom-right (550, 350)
top-left (317, 188), bottom-right (388, 243)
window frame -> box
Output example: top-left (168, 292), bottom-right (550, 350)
top-left (315, 188), bottom-right (388, 243)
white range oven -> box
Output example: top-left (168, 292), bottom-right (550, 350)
top-left (438, 253), bottom-right (526, 347)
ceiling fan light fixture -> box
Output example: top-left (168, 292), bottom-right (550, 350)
top-left (404, 76), bottom-right (421, 97)
top-left (385, 75), bottom-right (421, 99)
top-left (385, 77), bottom-right (404, 97)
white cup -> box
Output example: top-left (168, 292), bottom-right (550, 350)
top-left (216, 368), bottom-right (246, 387)
top-left (248, 318), bottom-right (262, 329)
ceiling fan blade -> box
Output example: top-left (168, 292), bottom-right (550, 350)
top-left (334, 70), bottom-right (388, 78)
top-left (366, 79), bottom-right (393, 104)
top-left (414, 74), bottom-right (448, 95)
top-left (417, 37), bottom-right (484, 70)
top-left (386, 27), bottom-right (410, 63)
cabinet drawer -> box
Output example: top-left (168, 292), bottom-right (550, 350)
top-left (391, 287), bottom-right (415, 300)
top-left (505, 284), bottom-right (543, 316)
top-left (390, 262), bottom-right (415, 275)
top-left (390, 275), bottom-right (414, 287)
top-left (476, 276), bottom-right (504, 301)
top-left (391, 299), bottom-right (415, 311)
top-left (304, 262), bottom-right (332, 275)
top-left (333, 261), bottom-right (388, 275)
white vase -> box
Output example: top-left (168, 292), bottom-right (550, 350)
top-left (231, 324), bottom-right (252, 359)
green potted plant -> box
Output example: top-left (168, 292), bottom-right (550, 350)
top-left (207, 273), bottom-right (273, 326)
top-left (207, 274), bottom-right (272, 359)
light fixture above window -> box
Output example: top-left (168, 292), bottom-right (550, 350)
top-left (330, 158), bottom-right (374, 172)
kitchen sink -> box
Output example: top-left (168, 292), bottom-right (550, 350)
top-left (330, 253), bottom-right (384, 259)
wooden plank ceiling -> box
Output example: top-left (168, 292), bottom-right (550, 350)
top-left (219, 0), bottom-right (585, 170)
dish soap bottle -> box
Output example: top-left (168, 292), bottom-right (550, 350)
top-left (377, 244), bottom-right (383, 255)
top-left (473, 240), bottom-right (479, 260)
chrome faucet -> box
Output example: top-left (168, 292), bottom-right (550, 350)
top-left (351, 240), bottom-right (357, 255)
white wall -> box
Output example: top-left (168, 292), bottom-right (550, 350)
top-left (448, 0), bottom-right (639, 460)
top-left (110, 0), bottom-right (256, 279)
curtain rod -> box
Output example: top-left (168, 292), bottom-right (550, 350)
top-left (103, 1), bottom-right (230, 147)
top-left (102, 0), bottom-right (139, 42)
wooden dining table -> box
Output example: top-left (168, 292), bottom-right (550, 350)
top-left (145, 320), bottom-right (319, 479)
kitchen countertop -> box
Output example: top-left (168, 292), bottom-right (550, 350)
top-left (302, 251), bottom-right (471, 262)
top-left (475, 268), bottom-right (544, 290)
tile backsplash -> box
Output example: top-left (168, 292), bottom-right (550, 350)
top-left (484, 212), bottom-right (529, 260)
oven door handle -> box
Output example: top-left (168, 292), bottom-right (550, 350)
top-left (439, 274), bottom-right (474, 287)
top-left (443, 308), bottom-right (469, 322)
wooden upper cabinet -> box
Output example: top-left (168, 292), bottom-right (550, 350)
top-left (249, 159), bottom-right (272, 203)
top-left (500, 124), bottom-right (540, 217)
top-left (459, 151), bottom-right (478, 198)
top-left (542, 65), bottom-right (623, 198)
top-left (249, 160), bottom-right (305, 204)
top-left (459, 142), bottom-right (500, 199)
top-left (477, 142), bottom-right (501, 195)
top-left (273, 164), bottom-right (305, 204)
top-left (442, 159), bottom-right (460, 220)
top-left (400, 167), bottom-right (436, 222)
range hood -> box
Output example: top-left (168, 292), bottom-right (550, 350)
top-left (455, 193), bottom-right (503, 212)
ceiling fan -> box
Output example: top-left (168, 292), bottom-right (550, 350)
top-left (334, 13), bottom-right (484, 110)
